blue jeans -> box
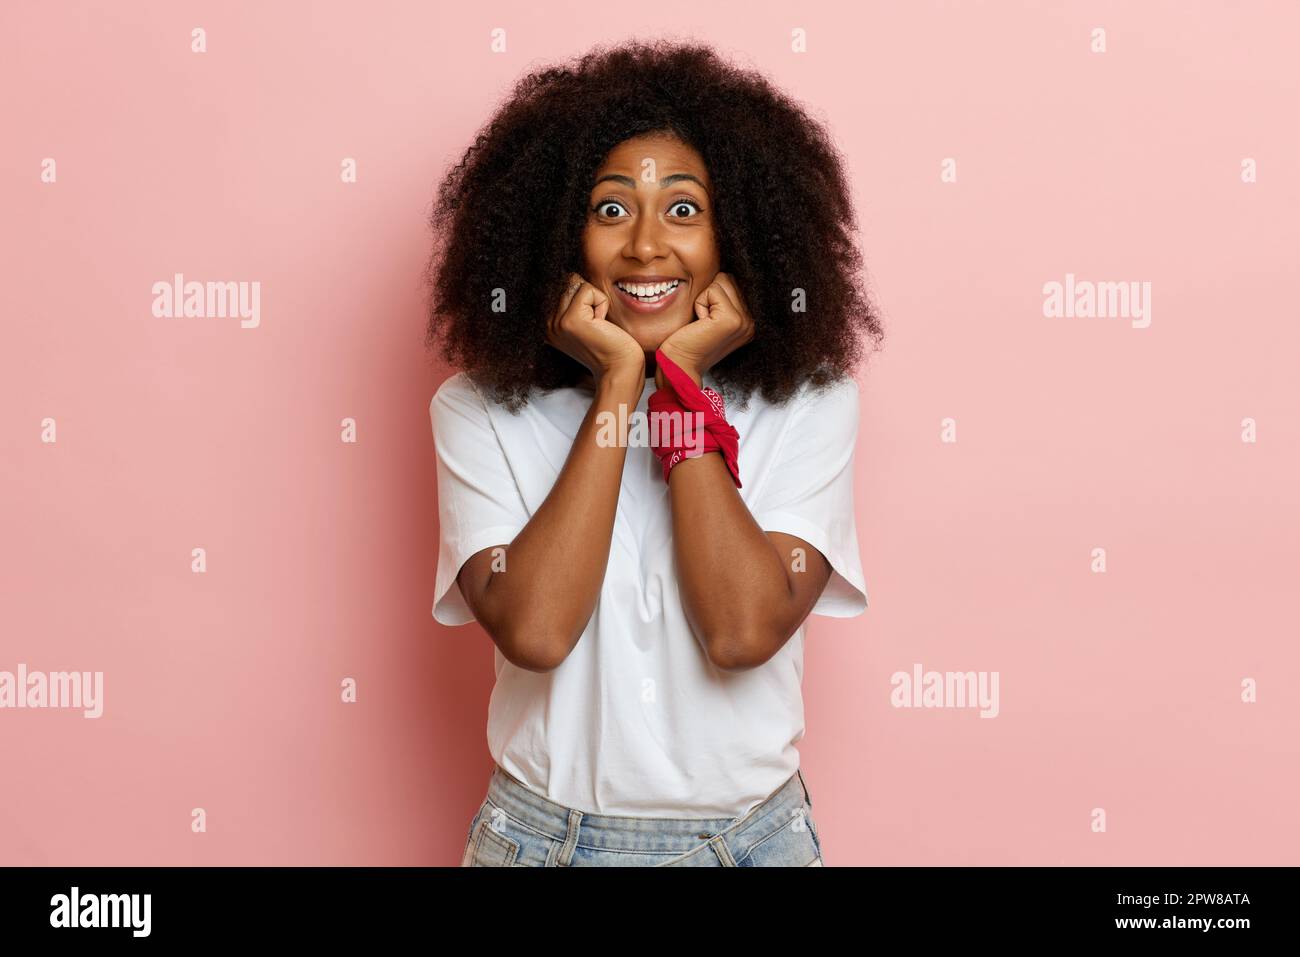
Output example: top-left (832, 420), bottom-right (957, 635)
top-left (460, 763), bottom-right (826, 867)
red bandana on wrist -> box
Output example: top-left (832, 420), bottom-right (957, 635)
top-left (647, 348), bottom-right (742, 488)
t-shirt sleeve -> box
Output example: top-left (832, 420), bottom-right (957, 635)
top-left (750, 376), bottom-right (869, 618)
top-left (429, 375), bottom-right (531, 626)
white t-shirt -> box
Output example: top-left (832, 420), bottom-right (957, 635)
top-left (430, 368), bottom-right (868, 818)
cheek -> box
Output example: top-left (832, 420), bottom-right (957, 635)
top-left (681, 230), bottom-right (721, 275)
top-left (581, 229), bottom-right (617, 278)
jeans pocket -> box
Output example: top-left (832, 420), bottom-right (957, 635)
top-left (463, 808), bottom-right (522, 867)
top-left (733, 805), bottom-right (821, 867)
top-left (459, 800), bottom-right (488, 866)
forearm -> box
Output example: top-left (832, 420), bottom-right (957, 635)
top-left (667, 450), bottom-right (795, 670)
top-left (476, 368), bottom-right (645, 665)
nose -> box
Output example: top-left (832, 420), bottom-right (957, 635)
top-left (624, 208), bottom-right (668, 264)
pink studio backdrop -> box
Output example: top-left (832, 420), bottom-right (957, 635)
top-left (2, 0), bottom-right (1297, 866)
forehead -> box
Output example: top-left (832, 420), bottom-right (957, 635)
top-left (594, 133), bottom-right (710, 184)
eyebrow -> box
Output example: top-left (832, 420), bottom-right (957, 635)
top-left (593, 173), bottom-right (708, 191)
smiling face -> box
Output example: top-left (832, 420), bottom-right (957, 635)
top-left (582, 132), bottom-right (721, 356)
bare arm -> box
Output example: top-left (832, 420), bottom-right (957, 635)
top-left (652, 273), bottom-right (832, 671)
top-left (664, 400), bottom-right (832, 673)
top-left (455, 369), bottom-right (644, 672)
top-left (452, 276), bottom-right (646, 673)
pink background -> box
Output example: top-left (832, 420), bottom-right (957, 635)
top-left (2, 0), bottom-right (1297, 866)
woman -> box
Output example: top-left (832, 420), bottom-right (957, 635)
top-left (425, 40), bottom-right (883, 866)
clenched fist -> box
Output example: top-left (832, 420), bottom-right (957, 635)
top-left (655, 272), bottom-right (755, 389)
top-left (546, 273), bottom-right (645, 381)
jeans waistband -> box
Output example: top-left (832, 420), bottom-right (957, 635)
top-left (484, 763), bottom-right (811, 855)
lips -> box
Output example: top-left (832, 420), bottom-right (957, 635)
top-left (614, 278), bottom-right (682, 301)
top-left (612, 276), bottom-right (685, 313)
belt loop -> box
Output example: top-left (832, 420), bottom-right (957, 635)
top-left (709, 835), bottom-right (738, 867)
top-left (557, 808), bottom-right (583, 866)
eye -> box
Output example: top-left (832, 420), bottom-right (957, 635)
top-left (666, 199), bottom-right (701, 218)
top-left (593, 200), bottom-right (630, 218)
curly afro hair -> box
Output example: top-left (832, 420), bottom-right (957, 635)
top-left (424, 39), bottom-right (884, 413)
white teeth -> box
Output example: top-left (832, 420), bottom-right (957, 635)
top-left (617, 279), bottom-right (680, 301)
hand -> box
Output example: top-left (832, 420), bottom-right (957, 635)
top-left (655, 272), bottom-right (754, 390)
top-left (546, 273), bottom-right (645, 382)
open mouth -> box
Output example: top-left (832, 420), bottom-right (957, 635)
top-left (613, 278), bottom-right (684, 311)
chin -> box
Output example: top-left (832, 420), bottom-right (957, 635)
top-left (614, 315), bottom-right (692, 355)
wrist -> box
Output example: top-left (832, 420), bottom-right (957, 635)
top-left (596, 361), bottom-right (646, 402)
top-left (654, 345), bottom-right (701, 390)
